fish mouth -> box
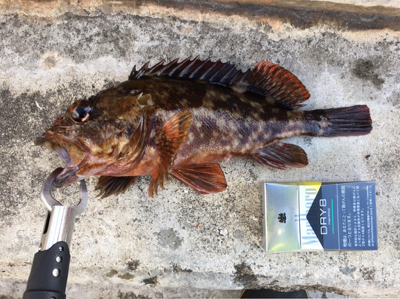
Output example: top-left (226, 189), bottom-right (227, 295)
top-left (52, 165), bottom-right (79, 187)
top-left (35, 137), bottom-right (71, 164)
top-left (35, 137), bottom-right (79, 187)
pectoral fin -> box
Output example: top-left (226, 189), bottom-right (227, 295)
top-left (148, 109), bottom-right (193, 197)
top-left (252, 142), bottom-right (308, 170)
top-left (96, 176), bottom-right (138, 198)
top-left (170, 163), bottom-right (227, 194)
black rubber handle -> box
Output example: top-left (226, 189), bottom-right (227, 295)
top-left (23, 241), bottom-right (71, 299)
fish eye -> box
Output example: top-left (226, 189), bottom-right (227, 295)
top-left (69, 101), bottom-right (92, 123)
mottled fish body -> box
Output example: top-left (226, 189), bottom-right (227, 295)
top-left (36, 58), bottom-right (372, 197)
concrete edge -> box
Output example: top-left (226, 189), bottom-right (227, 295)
top-left (0, 0), bottom-right (399, 31)
top-left (216, 0), bottom-right (400, 16)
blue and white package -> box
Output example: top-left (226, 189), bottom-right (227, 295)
top-left (261, 181), bottom-right (378, 253)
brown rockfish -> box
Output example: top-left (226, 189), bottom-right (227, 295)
top-left (35, 57), bottom-right (372, 198)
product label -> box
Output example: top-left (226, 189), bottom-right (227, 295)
top-left (306, 184), bottom-right (340, 249)
top-left (298, 182), bottom-right (323, 250)
top-left (262, 181), bottom-right (377, 252)
top-left (336, 182), bottom-right (377, 250)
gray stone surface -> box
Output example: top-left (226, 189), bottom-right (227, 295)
top-left (1, 1), bottom-right (400, 298)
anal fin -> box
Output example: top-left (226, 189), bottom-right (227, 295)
top-left (96, 176), bottom-right (138, 198)
top-left (170, 163), bottom-right (227, 194)
top-left (253, 142), bottom-right (308, 170)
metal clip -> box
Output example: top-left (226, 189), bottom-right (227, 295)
top-left (39, 168), bottom-right (88, 251)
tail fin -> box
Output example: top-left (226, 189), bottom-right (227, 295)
top-left (314, 105), bottom-right (372, 137)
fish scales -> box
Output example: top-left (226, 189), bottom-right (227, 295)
top-left (129, 85), bottom-right (266, 165)
top-left (35, 58), bottom-right (372, 198)
top-left (119, 78), bottom-right (304, 161)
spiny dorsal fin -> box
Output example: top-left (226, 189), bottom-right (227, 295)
top-left (129, 56), bottom-right (252, 86)
top-left (129, 57), bottom-right (309, 108)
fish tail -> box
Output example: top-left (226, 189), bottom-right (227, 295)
top-left (310, 105), bottom-right (372, 137)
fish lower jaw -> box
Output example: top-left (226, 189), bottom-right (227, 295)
top-left (35, 137), bottom-right (81, 187)
top-left (53, 166), bottom-right (79, 187)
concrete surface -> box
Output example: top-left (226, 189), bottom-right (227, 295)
top-left (2, 0), bottom-right (400, 17)
top-left (1, 0), bottom-right (400, 298)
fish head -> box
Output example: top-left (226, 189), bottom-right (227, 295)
top-left (35, 85), bottom-right (153, 187)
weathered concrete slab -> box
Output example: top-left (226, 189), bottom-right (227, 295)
top-left (2, 0), bottom-right (400, 17)
top-left (1, 1), bottom-right (400, 298)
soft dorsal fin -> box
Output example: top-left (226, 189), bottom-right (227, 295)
top-left (129, 57), bottom-right (310, 108)
top-left (247, 61), bottom-right (310, 108)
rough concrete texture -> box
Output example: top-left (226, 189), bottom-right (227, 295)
top-left (2, 0), bottom-right (400, 18)
top-left (1, 1), bottom-right (400, 298)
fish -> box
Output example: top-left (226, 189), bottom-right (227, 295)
top-left (35, 57), bottom-right (372, 198)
